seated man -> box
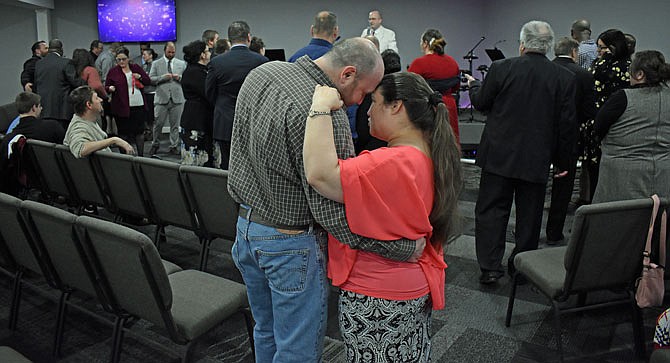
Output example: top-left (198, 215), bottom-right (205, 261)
top-left (5, 92), bottom-right (65, 143)
top-left (0, 92), bottom-right (65, 194)
top-left (63, 86), bottom-right (133, 158)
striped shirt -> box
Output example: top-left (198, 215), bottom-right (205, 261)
top-left (228, 56), bottom-right (415, 261)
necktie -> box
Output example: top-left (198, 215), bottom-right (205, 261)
top-left (167, 59), bottom-right (172, 74)
top-left (371, 29), bottom-right (375, 36)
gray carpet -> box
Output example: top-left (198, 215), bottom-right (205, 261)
top-left (0, 143), bottom-right (664, 362)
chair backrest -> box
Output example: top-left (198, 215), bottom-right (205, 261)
top-left (22, 200), bottom-right (99, 298)
top-left (0, 192), bottom-right (44, 275)
top-left (135, 157), bottom-right (196, 231)
top-left (76, 215), bottom-right (173, 327)
top-left (26, 139), bottom-right (71, 201)
top-left (563, 198), bottom-right (660, 293)
top-left (179, 166), bottom-right (238, 240)
top-left (94, 151), bottom-right (151, 218)
top-left (54, 145), bottom-right (108, 209)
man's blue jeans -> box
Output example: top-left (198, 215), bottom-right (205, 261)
top-left (232, 213), bottom-right (328, 363)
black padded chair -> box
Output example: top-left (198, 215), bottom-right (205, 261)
top-left (20, 200), bottom-right (102, 356)
top-left (76, 215), bottom-right (254, 363)
top-left (54, 145), bottom-right (109, 214)
top-left (179, 166), bottom-right (239, 271)
top-left (25, 140), bottom-right (73, 205)
top-left (93, 151), bottom-right (153, 224)
top-left (0, 193), bottom-right (53, 331)
top-left (21, 200), bottom-right (183, 359)
top-left (506, 198), bottom-right (663, 362)
top-left (134, 157), bottom-right (199, 247)
top-left (0, 346), bottom-right (31, 363)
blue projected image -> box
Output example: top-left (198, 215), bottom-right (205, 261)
top-left (97, 0), bottom-right (176, 42)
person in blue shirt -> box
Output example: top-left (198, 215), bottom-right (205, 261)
top-left (288, 11), bottom-right (339, 62)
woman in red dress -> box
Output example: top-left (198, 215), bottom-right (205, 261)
top-left (409, 28), bottom-right (461, 144)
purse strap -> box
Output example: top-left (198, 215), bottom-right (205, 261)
top-left (659, 209), bottom-right (667, 267)
top-left (644, 195), bottom-right (662, 258)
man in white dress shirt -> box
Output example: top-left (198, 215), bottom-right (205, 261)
top-left (360, 10), bottom-right (398, 53)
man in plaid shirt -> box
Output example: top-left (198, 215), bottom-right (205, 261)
top-left (228, 38), bottom-right (422, 362)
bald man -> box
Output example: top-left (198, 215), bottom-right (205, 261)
top-left (149, 42), bottom-right (186, 155)
top-left (360, 10), bottom-right (398, 52)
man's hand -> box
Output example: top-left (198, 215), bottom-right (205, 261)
top-left (114, 137), bottom-right (135, 155)
top-left (407, 237), bottom-right (426, 263)
top-left (24, 83), bottom-right (33, 92)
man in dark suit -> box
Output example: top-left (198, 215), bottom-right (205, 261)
top-left (20, 40), bottom-right (48, 93)
top-left (34, 39), bottom-right (85, 126)
top-left (206, 20), bottom-right (268, 169)
top-left (546, 37), bottom-right (597, 244)
top-left (465, 21), bottom-right (577, 284)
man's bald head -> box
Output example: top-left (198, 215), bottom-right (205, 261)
top-left (571, 19), bottom-right (592, 42)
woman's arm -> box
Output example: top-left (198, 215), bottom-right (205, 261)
top-left (303, 85), bottom-right (345, 202)
top-left (594, 89), bottom-right (627, 139)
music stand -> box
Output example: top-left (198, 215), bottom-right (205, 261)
top-left (485, 48), bottom-right (505, 62)
top-left (264, 49), bottom-right (286, 62)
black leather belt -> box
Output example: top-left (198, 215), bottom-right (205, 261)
top-left (238, 207), bottom-right (309, 231)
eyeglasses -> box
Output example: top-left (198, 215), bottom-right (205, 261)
top-left (115, 57), bottom-right (128, 62)
top-left (597, 45), bottom-right (609, 50)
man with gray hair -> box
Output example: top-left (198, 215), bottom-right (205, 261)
top-left (228, 37), bottom-right (422, 362)
top-left (465, 21), bottom-right (576, 284)
top-left (571, 19), bottom-right (598, 69)
top-left (288, 10), bottom-right (339, 62)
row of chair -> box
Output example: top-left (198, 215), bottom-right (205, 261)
top-left (0, 192), bottom-right (254, 362)
top-left (506, 197), bottom-right (669, 362)
top-left (25, 139), bottom-right (239, 271)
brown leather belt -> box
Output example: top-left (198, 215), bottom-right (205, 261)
top-left (238, 207), bottom-right (309, 231)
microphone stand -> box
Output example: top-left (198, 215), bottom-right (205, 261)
top-left (463, 36), bottom-right (486, 121)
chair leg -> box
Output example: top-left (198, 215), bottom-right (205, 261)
top-left (198, 238), bottom-right (211, 271)
top-left (551, 300), bottom-right (564, 363)
top-left (631, 295), bottom-right (646, 359)
top-left (242, 308), bottom-right (256, 361)
top-left (182, 339), bottom-right (198, 363)
top-left (9, 270), bottom-right (24, 331)
top-left (53, 291), bottom-right (71, 358)
top-left (505, 273), bottom-right (519, 327)
top-left (110, 316), bottom-right (127, 363)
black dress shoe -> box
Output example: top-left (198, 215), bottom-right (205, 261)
top-left (479, 271), bottom-right (504, 285)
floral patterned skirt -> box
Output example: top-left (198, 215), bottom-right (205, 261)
top-left (180, 128), bottom-right (220, 168)
top-left (339, 290), bottom-right (432, 363)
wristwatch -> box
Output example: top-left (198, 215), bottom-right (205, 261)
top-left (308, 109), bottom-right (331, 118)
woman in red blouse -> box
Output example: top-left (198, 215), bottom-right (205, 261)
top-left (409, 29), bottom-right (461, 144)
top-left (304, 72), bottom-right (462, 362)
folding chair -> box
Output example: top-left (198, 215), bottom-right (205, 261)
top-left (76, 215), bottom-right (254, 363)
top-left (506, 198), bottom-right (663, 362)
top-left (179, 166), bottom-right (239, 271)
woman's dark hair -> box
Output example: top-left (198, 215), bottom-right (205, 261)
top-left (250, 36), bottom-right (265, 54)
top-left (143, 48), bottom-right (157, 61)
top-left (375, 72), bottom-right (462, 247)
top-left (183, 40), bottom-right (207, 64)
top-left (115, 46), bottom-right (129, 57)
top-left (381, 50), bottom-right (401, 74)
top-left (631, 50), bottom-right (670, 86)
top-left (422, 29), bottom-right (447, 56)
top-left (597, 29), bottom-right (629, 60)
top-left (71, 48), bottom-right (93, 76)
